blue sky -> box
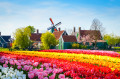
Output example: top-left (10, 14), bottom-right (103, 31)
top-left (0, 0), bottom-right (120, 37)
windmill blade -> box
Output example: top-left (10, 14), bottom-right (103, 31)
top-left (47, 26), bottom-right (53, 30)
top-left (54, 22), bottom-right (61, 27)
top-left (49, 18), bottom-right (54, 25)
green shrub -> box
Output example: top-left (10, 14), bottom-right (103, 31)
top-left (80, 45), bottom-right (87, 49)
top-left (113, 47), bottom-right (120, 50)
top-left (72, 43), bottom-right (79, 49)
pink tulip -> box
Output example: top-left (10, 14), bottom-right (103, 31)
top-left (5, 60), bottom-right (8, 64)
top-left (41, 65), bottom-right (43, 68)
top-left (49, 73), bottom-right (56, 79)
top-left (3, 64), bottom-right (8, 68)
top-left (53, 64), bottom-right (57, 68)
top-left (33, 62), bottom-right (39, 67)
top-left (17, 65), bottom-right (22, 69)
top-left (43, 71), bottom-right (48, 76)
top-left (23, 65), bottom-right (30, 71)
top-left (38, 74), bottom-right (43, 79)
top-left (39, 68), bottom-right (43, 72)
top-left (59, 74), bottom-right (65, 79)
top-left (28, 73), bottom-right (34, 79)
top-left (29, 66), bottom-right (33, 71)
top-left (16, 62), bottom-right (21, 66)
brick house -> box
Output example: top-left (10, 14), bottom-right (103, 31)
top-left (30, 30), bottom-right (42, 48)
top-left (72, 27), bottom-right (107, 49)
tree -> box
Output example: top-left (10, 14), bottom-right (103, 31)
top-left (41, 31), bottom-right (58, 49)
top-left (13, 27), bottom-right (31, 49)
top-left (103, 33), bottom-right (120, 48)
top-left (90, 18), bottom-right (105, 48)
top-left (27, 25), bottom-right (35, 33)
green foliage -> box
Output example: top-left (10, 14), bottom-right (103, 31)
top-left (113, 47), bottom-right (120, 50)
top-left (0, 47), bottom-right (9, 51)
top-left (27, 25), bottom-right (35, 33)
top-left (72, 43), bottom-right (87, 49)
top-left (80, 45), bottom-right (87, 49)
top-left (72, 43), bottom-right (79, 49)
top-left (103, 33), bottom-right (120, 46)
top-left (13, 27), bottom-right (31, 49)
top-left (41, 31), bottom-right (58, 49)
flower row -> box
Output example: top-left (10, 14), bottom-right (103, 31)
top-left (1, 52), bottom-right (120, 78)
top-left (39, 49), bottom-right (120, 58)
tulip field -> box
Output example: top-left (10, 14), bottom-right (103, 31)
top-left (1, 50), bottom-right (120, 79)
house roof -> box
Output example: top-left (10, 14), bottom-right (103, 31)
top-left (62, 35), bottom-right (77, 42)
top-left (0, 36), bottom-right (11, 42)
top-left (80, 30), bottom-right (102, 40)
top-left (53, 31), bottom-right (64, 40)
top-left (30, 33), bottom-right (42, 41)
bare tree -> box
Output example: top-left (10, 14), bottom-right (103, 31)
top-left (65, 28), bottom-right (73, 35)
top-left (90, 18), bottom-right (105, 48)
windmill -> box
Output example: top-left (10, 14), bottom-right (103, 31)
top-left (47, 18), bottom-right (61, 33)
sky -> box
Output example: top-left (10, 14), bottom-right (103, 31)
top-left (0, 0), bottom-right (120, 37)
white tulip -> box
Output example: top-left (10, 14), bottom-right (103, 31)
top-left (22, 77), bottom-right (26, 79)
top-left (6, 77), bottom-right (11, 79)
top-left (18, 77), bottom-right (22, 79)
top-left (6, 73), bottom-right (9, 78)
top-left (3, 70), bottom-right (7, 74)
top-left (20, 71), bottom-right (23, 74)
top-left (1, 75), bottom-right (6, 78)
top-left (11, 74), bottom-right (15, 78)
top-left (0, 72), bottom-right (2, 77)
top-left (10, 67), bottom-right (14, 71)
top-left (7, 73), bottom-right (10, 77)
top-left (10, 73), bottom-right (13, 77)
top-left (15, 69), bottom-right (18, 72)
top-left (0, 65), bottom-right (2, 69)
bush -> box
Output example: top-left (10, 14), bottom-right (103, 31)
top-left (113, 47), bottom-right (120, 50)
top-left (80, 45), bottom-right (87, 49)
top-left (72, 43), bottom-right (79, 49)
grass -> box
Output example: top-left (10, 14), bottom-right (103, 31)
top-left (0, 47), bottom-right (9, 51)
top-left (113, 47), bottom-right (120, 50)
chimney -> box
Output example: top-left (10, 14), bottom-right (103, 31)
top-left (37, 29), bottom-right (39, 34)
top-left (73, 27), bottom-right (75, 32)
top-left (58, 28), bottom-right (60, 31)
top-left (79, 27), bottom-right (81, 40)
top-left (0, 32), bottom-right (1, 36)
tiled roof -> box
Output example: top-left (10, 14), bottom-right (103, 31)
top-left (0, 36), bottom-right (11, 42)
top-left (62, 35), bottom-right (77, 42)
top-left (80, 30), bottom-right (102, 40)
top-left (30, 33), bottom-right (42, 41)
top-left (53, 31), bottom-right (64, 40)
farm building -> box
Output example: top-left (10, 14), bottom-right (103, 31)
top-left (30, 29), bottom-right (42, 48)
top-left (53, 28), bottom-right (77, 49)
top-left (0, 32), bottom-right (11, 48)
top-left (72, 27), bottom-right (108, 49)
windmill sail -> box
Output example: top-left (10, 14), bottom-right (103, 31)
top-left (49, 18), bottom-right (54, 25)
top-left (47, 26), bottom-right (53, 30)
top-left (54, 22), bottom-right (61, 27)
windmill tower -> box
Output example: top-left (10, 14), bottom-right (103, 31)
top-left (47, 18), bottom-right (61, 33)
